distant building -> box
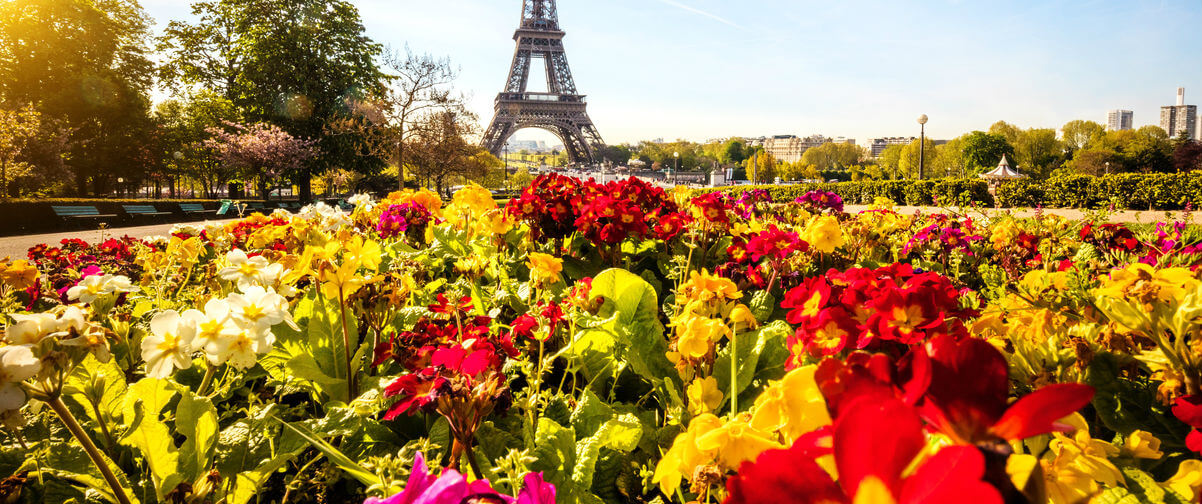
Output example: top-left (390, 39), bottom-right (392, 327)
top-left (1160, 87), bottom-right (1198, 140)
top-left (761, 135), bottom-right (851, 163)
top-left (1107, 110), bottom-right (1134, 131)
top-left (870, 137), bottom-right (917, 157)
top-left (505, 139), bottom-right (550, 152)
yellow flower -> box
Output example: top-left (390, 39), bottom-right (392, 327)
top-left (802, 215), bottom-right (845, 254)
top-left (527, 252), bottom-right (563, 286)
top-left (0, 258), bottom-right (39, 290)
top-left (675, 316), bottom-right (729, 359)
top-left (728, 303), bottom-right (759, 331)
top-left (678, 270), bottom-right (741, 312)
top-left (166, 236), bottom-right (203, 266)
top-left (686, 376), bottom-right (723, 415)
top-left (652, 414), bottom-right (724, 495)
top-left (695, 413), bottom-right (782, 470)
top-left (1163, 460), bottom-right (1202, 501)
top-left (1036, 414), bottom-right (1123, 504)
top-left (1121, 430), bottom-right (1164, 459)
top-left (342, 236), bottom-right (382, 272)
top-left (1097, 263), bottom-right (1197, 306)
top-left (749, 365), bottom-right (832, 440)
top-left (319, 262), bottom-right (365, 300)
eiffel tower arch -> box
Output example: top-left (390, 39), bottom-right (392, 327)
top-left (482, 0), bottom-right (605, 165)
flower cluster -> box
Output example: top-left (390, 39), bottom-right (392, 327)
top-left (376, 201), bottom-right (434, 241)
top-left (781, 264), bottom-right (974, 363)
top-left (794, 190), bottom-right (843, 214)
top-left (900, 214), bottom-right (983, 258)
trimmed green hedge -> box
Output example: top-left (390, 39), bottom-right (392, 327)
top-left (705, 172), bottom-right (1202, 211)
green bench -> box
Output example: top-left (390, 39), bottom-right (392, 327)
top-left (122, 204), bottom-right (172, 218)
top-left (179, 203), bottom-right (216, 215)
top-left (52, 205), bottom-right (117, 222)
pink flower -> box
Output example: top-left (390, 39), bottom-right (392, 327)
top-left (364, 453), bottom-right (556, 504)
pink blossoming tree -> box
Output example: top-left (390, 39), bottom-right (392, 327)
top-left (204, 121), bottom-right (318, 200)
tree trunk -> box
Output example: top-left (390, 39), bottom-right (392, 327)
top-left (299, 170), bottom-right (312, 203)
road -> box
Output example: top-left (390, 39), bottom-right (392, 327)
top-left (0, 219), bottom-right (238, 260)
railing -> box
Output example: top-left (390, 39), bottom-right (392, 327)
top-left (496, 92), bottom-right (585, 103)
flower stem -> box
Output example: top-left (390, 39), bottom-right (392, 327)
top-left (48, 396), bottom-right (132, 504)
top-left (197, 363), bottom-right (216, 397)
top-left (729, 324), bottom-right (738, 414)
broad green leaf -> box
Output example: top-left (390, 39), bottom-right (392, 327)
top-left (286, 352), bottom-right (349, 402)
top-left (274, 417), bottom-right (382, 488)
top-left (588, 268), bottom-right (677, 387)
top-left (65, 354), bottom-right (128, 429)
top-left (25, 442), bottom-right (142, 504)
top-left (714, 320), bottom-right (792, 402)
top-left (120, 378), bottom-right (178, 426)
top-left (176, 389), bottom-right (219, 483)
top-left (118, 400), bottom-right (183, 500)
top-left (570, 389), bottom-right (615, 439)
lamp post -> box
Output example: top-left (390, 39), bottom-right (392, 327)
top-left (673, 151), bottom-right (680, 183)
top-left (917, 114), bottom-right (928, 180)
top-left (504, 144), bottom-right (510, 189)
top-left (117, 177), bottom-right (124, 198)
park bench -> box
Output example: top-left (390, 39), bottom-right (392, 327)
top-left (122, 204), bottom-right (173, 219)
top-left (52, 205), bottom-right (117, 223)
top-left (180, 203), bottom-right (216, 216)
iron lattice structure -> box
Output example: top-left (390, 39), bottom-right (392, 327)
top-left (482, 0), bottom-right (605, 164)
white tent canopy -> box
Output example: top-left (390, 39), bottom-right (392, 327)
top-left (978, 154), bottom-right (1026, 180)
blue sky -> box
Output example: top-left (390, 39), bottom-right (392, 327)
top-left (142, 0), bottom-right (1202, 145)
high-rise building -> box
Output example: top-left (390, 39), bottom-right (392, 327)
top-left (1107, 110), bottom-right (1134, 131)
top-left (1161, 87), bottom-right (1198, 140)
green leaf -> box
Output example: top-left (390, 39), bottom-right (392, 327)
top-left (175, 389), bottom-right (219, 483)
top-left (119, 378), bottom-right (178, 426)
top-left (713, 320), bottom-right (792, 403)
top-left (1085, 353), bottom-right (1190, 447)
top-left (65, 354), bottom-right (128, 430)
top-left (588, 268), bottom-right (677, 387)
top-left (273, 417), bottom-right (382, 488)
top-left (286, 352), bottom-right (349, 402)
top-left (30, 442), bottom-right (142, 504)
top-left (117, 400), bottom-right (183, 500)
top-left (571, 389), bottom-right (616, 439)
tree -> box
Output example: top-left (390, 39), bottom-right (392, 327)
top-left (961, 131), bottom-right (1015, 172)
top-left (155, 90), bottom-right (241, 197)
top-left (878, 145), bottom-right (904, 179)
top-left (1061, 120), bottom-right (1105, 152)
top-left (329, 46), bottom-right (459, 191)
top-left (0, 104), bottom-right (40, 198)
top-left (721, 138), bottom-right (748, 165)
top-left (407, 108), bottom-right (484, 194)
top-left (204, 122), bottom-right (319, 200)
top-left (899, 138), bottom-right (939, 179)
top-left (933, 137), bottom-right (969, 178)
top-left (800, 142), bottom-right (865, 172)
top-left (1173, 136), bottom-right (1202, 173)
top-left (0, 0), bottom-right (157, 195)
top-left (164, 0), bottom-right (385, 200)
top-left (1066, 147), bottom-right (1119, 176)
top-left (1012, 128), bottom-right (1062, 179)
top-left (598, 144), bottom-right (633, 166)
top-left (745, 151), bottom-right (778, 183)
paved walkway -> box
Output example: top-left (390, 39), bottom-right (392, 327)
top-left (843, 205), bottom-right (1199, 225)
top-left (0, 219), bottom-right (237, 260)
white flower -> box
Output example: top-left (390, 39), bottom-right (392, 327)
top-left (66, 275), bottom-right (110, 303)
top-left (183, 299), bottom-right (240, 365)
top-left (143, 235), bottom-right (171, 247)
top-left (0, 345), bottom-right (41, 411)
top-left (348, 193), bottom-right (375, 211)
top-left (170, 223), bottom-right (203, 236)
top-left (227, 286), bottom-right (295, 331)
top-left (208, 325), bottom-right (274, 370)
top-left (65, 274), bottom-right (139, 304)
top-left (54, 306), bottom-right (89, 335)
top-left (5, 313), bottom-right (58, 344)
top-left (141, 310), bottom-right (197, 379)
top-left (218, 249), bottom-right (270, 287)
top-left (270, 208), bottom-right (292, 219)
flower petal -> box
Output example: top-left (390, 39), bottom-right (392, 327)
top-left (898, 446), bottom-right (1002, 504)
top-left (990, 383), bottom-right (1095, 441)
top-left (835, 399), bottom-right (924, 498)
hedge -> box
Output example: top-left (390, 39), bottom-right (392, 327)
top-left (703, 172), bottom-right (1202, 211)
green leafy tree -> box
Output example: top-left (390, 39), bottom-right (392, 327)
top-left (961, 131), bottom-right (1015, 172)
top-left (0, 0), bottom-right (157, 195)
top-left (1061, 120), bottom-right (1105, 152)
top-left (877, 144), bottom-right (904, 179)
top-left (0, 104), bottom-right (40, 198)
top-left (163, 0), bottom-right (384, 200)
top-left (899, 138), bottom-right (939, 179)
top-left (1013, 128), bottom-right (1062, 179)
top-left (154, 90), bottom-right (242, 198)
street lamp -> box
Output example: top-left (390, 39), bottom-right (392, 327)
top-left (917, 114), bottom-right (928, 180)
top-left (673, 151), bottom-right (680, 183)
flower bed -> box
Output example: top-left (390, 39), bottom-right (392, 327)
top-left (2, 179), bottom-right (1202, 504)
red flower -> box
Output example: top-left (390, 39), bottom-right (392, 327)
top-left (1172, 395), bottom-right (1202, 454)
top-left (918, 335), bottom-right (1094, 444)
top-left (429, 293), bottom-right (473, 316)
top-left (383, 369), bottom-right (448, 420)
top-left (724, 399), bottom-right (1002, 504)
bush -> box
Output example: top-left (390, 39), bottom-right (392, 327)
top-left (705, 172), bottom-right (1202, 211)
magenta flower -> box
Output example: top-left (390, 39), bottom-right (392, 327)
top-left (364, 453), bottom-right (557, 504)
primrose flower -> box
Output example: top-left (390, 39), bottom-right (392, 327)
top-left (0, 259), bottom-right (38, 289)
top-left (749, 365), bottom-right (831, 441)
top-left (0, 345), bottom-right (41, 412)
top-left (227, 286), bottom-right (294, 331)
top-left (364, 452), bottom-right (557, 504)
top-left (5, 313), bottom-right (60, 345)
top-left (527, 252), bottom-right (563, 286)
top-left (653, 413), bottom-right (724, 495)
top-left (184, 299), bottom-right (240, 364)
top-left (694, 414), bottom-right (782, 471)
top-left (802, 215), bottom-right (845, 254)
top-left (674, 316), bottom-right (729, 359)
top-left (209, 323), bottom-right (275, 370)
top-left (141, 310), bottom-right (197, 379)
top-left (686, 376), bottom-right (723, 415)
top-left (348, 193), bottom-right (375, 211)
top-left (66, 274), bottom-right (138, 303)
top-left (218, 249), bottom-right (271, 287)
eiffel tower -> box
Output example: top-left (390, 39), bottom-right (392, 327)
top-left (482, 0), bottom-right (605, 165)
